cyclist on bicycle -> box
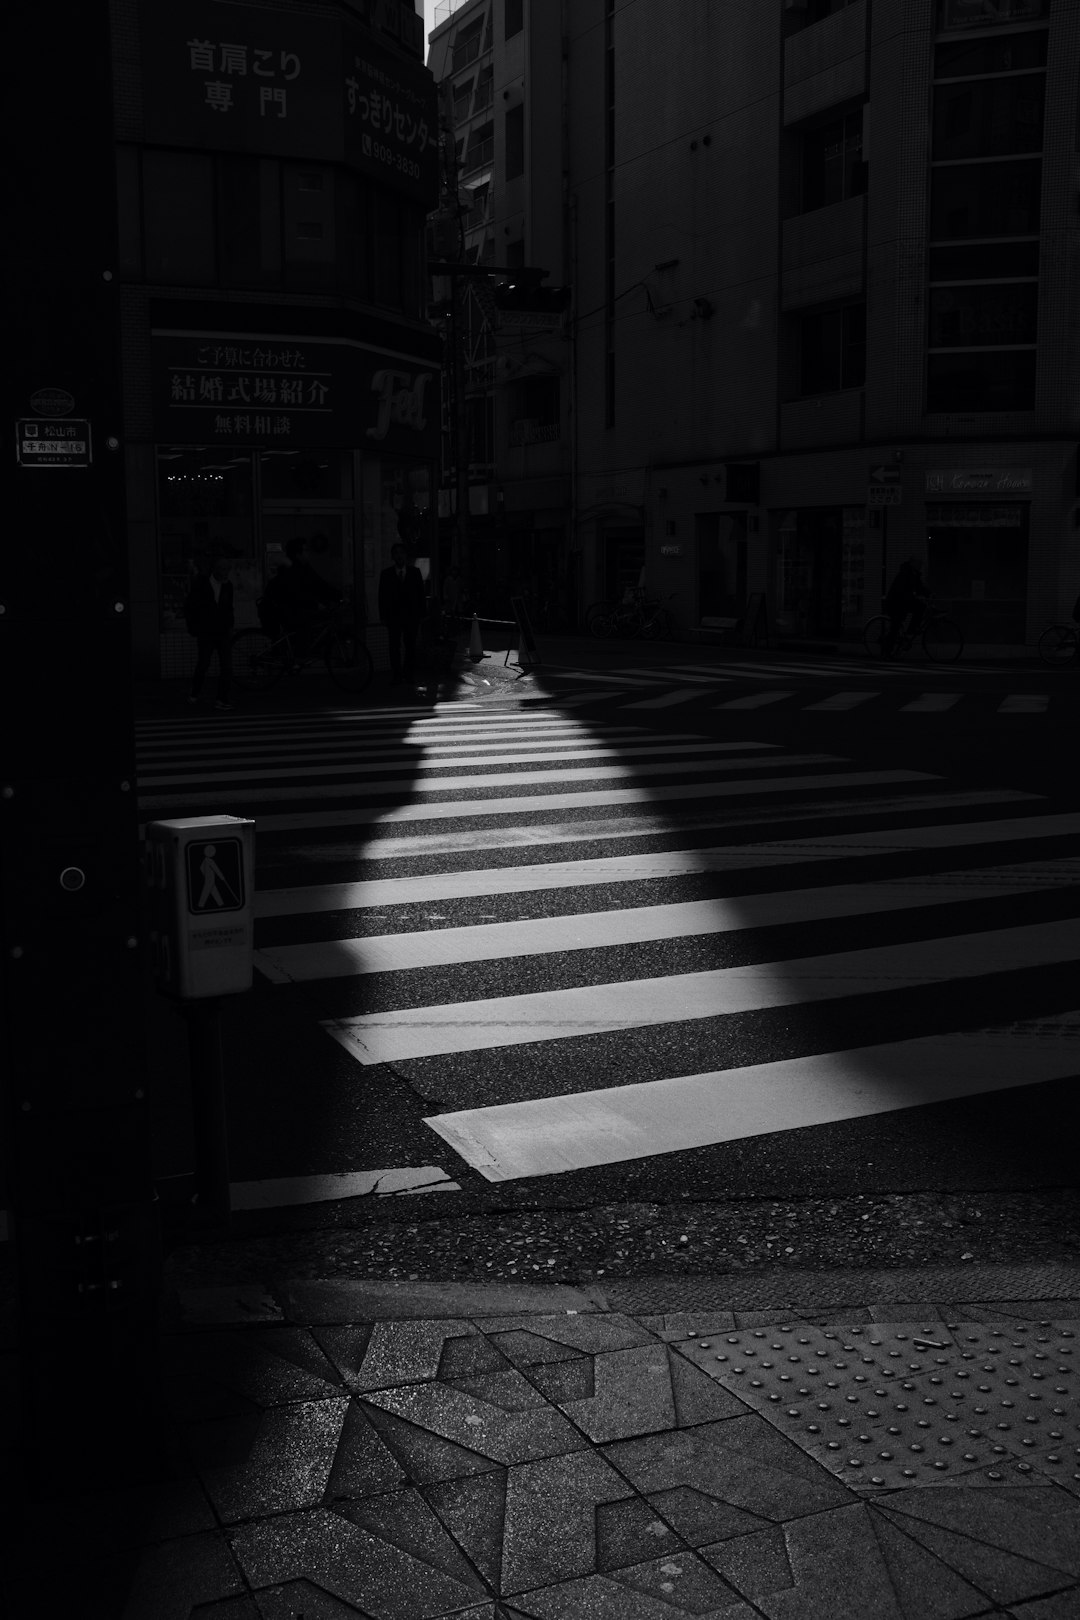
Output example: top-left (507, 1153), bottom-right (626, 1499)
top-left (883, 556), bottom-right (929, 652)
top-left (277, 536), bottom-right (341, 652)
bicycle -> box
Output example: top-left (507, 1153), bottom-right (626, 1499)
top-left (588, 588), bottom-right (681, 641)
top-left (862, 600), bottom-right (964, 664)
top-left (232, 599), bottom-right (374, 694)
top-left (1037, 622), bottom-right (1079, 667)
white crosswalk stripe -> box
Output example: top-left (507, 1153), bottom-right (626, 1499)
top-left (137, 700), bottom-right (1080, 1197)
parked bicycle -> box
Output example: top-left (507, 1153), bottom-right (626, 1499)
top-left (862, 599), bottom-right (964, 663)
top-left (586, 588), bottom-right (681, 641)
top-left (231, 598), bottom-right (374, 694)
top-left (1037, 622), bottom-right (1079, 667)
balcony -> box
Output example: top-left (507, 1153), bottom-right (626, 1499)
top-left (781, 195), bottom-right (865, 309)
top-left (461, 136), bottom-right (494, 175)
top-left (784, 0), bottom-right (866, 125)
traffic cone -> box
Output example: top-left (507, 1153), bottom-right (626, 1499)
top-left (468, 612), bottom-right (485, 663)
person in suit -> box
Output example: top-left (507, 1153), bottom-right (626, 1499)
top-left (378, 542), bottom-right (427, 684)
top-left (185, 553), bottom-right (235, 709)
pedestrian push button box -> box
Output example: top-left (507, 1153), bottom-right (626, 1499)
top-left (144, 816), bottom-right (255, 998)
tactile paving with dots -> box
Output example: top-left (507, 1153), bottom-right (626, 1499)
top-left (673, 1320), bottom-right (1079, 1491)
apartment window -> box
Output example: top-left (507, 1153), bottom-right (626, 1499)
top-left (337, 170), bottom-right (372, 302)
top-left (283, 164), bottom-right (335, 291)
top-left (803, 0), bottom-right (859, 20)
top-left (928, 240), bottom-right (1038, 280)
top-left (464, 120), bottom-right (494, 173)
top-left (932, 75), bottom-right (1045, 161)
top-left (452, 78), bottom-right (474, 123)
top-left (928, 283), bottom-right (1037, 347)
top-left (797, 303), bottom-right (865, 395)
top-left (143, 150), bottom-right (215, 284)
top-left (505, 0), bottom-right (523, 39)
top-left (930, 159), bottom-right (1041, 238)
top-left (936, 0), bottom-right (1048, 32)
top-left (927, 350), bottom-right (1036, 411)
top-left (801, 109), bottom-right (866, 211)
top-left (218, 155), bottom-right (281, 288)
top-left (452, 18), bottom-right (483, 72)
top-left (934, 30), bottom-right (1047, 80)
top-left (505, 104), bottom-right (524, 179)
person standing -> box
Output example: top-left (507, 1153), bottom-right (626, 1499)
top-left (378, 542), bottom-right (426, 684)
top-left (185, 553), bottom-right (235, 709)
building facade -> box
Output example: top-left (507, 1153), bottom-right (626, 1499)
top-left (111, 0), bottom-right (440, 678)
top-left (569, 0), bottom-right (1079, 650)
top-left (426, 0), bottom-right (572, 624)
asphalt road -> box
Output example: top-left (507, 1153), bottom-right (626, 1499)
top-left (138, 640), bottom-right (1080, 1287)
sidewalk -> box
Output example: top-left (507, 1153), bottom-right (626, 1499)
top-left (14, 1261), bottom-right (1078, 1618)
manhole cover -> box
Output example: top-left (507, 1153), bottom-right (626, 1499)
top-left (675, 1320), bottom-right (1079, 1490)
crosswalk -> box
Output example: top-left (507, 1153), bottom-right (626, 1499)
top-left (136, 699), bottom-right (1080, 1202)
top-left (541, 660), bottom-right (1059, 716)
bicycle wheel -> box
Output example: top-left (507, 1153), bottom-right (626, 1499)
top-left (325, 629), bottom-right (374, 694)
top-left (922, 616), bottom-right (964, 664)
top-left (585, 601), bottom-right (614, 637)
top-left (231, 628), bottom-right (282, 691)
top-left (862, 616), bottom-right (892, 659)
top-left (1038, 624), bottom-right (1078, 668)
top-left (640, 607), bottom-right (673, 641)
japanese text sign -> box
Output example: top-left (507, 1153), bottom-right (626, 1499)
top-left (141, 4), bottom-right (437, 202)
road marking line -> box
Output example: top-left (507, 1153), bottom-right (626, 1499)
top-left (256, 858), bottom-right (1080, 980)
top-left (998, 694), bottom-right (1049, 713)
top-left (715, 691), bottom-right (795, 709)
top-left (139, 767), bottom-right (938, 817)
top-left (230, 1166), bottom-right (461, 1209)
top-left (623, 688), bottom-right (715, 709)
top-left (803, 692), bottom-right (878, 711)
top-left (900, 693), bottom-right (962, 712)
top-left (254, 791), bottom-right (1046, 853)
top-left (544, 690), bottom-right (626, 707)
top-left (255, 816), bottom-right (1080, 916)
top-left (423, 1016), bottom-right (1080, 1181)
top-left (138, 738), bottom-right (778, 787)
top-left (321, 920), bottom-right (1078, 1065)
top-left (545, 670), bottom-right (659, 687)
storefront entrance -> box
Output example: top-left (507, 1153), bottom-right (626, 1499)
top-left (774, 508), bottom-right (843, 638)
top-left (926, 502), bottom-right (1028, 644)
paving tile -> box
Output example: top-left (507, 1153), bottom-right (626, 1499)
top-left (880, 1486), bottom-right (1080, 1579)
top-left (115, 1531), bottom-right (246, 1620)
top-left (594, 1493), bottom-right (684, 1569)
top-left (703, 1500), bottom-right (988, 1620)
top-left (603, 1415), bottom-right (854, 1523)
top-left (335, 1486), bottom-right (488, 1591)
top-left (867, 1305), bottom-right (945, 1325)
top-left (439, 1334), bottom-right (516, 1379)
top-left (424, 1469), bottom-right (508, 1591)
top-left (231, 1505), bottom-right (486, 1617)
top-left (253, 1581), bottom-right (369, 1618)
top-left (362, 1379), bottom-right (586, 1465)
top-left (163, 1328), bottom-right (341, 1416)
top-left (325, 1401), bottom-right (408, 1501)
top-left (607, 1548), bottom-right (745, 1612)
top-left (732, 1309), bottom-right (873, 1329)
top-left (188, 1597), bottom-right (262, 1617)
top-left (636, 1314), bottom-right (737, 1342)
top-left (644, 1486), bottom-right (773, 1548)
top-left (278, 1280), bottom-right (596, 1324)
top-left (481, 1313), bottom-right (656, 1353)
top-left (527, 1358), bottom-right (596, 1404)
top-left (447, 1369), bottom-right (554, 1412)
top-left (315, 1320), bottom-right (476, 1392)
top-left (1005, 1593), bottom-right (1080, 1619)
top-left (511, 1570), bottom-right (758, 1617)
top-left (876, 1494), bottom-right (1073, 1608)
top-left (492, 1330), bottom-right (592, 1371)
top-left (499, 1449), bottom-right (632, 1594)
top-left (362, 1401), bottom-right (501, 1485)
top-left (669, 1350), bottom-right (750, 1428)
top-left (201, 1399), bottom-right (348, 1522)
top-left (553, 1344), bottom-right (678, 1443)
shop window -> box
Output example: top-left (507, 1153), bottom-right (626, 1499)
top-left (505, 0), bottom-right (523, 39)
top-left (143, 150), bottom-right (215, 285)
top-left (505, 104), bottom-right (524, 180)
top-left (930, 159), bottom-right (1041, 238)
top-left (927, 348), bottom-right (1036, 411)
top-left (928, 283), bottom-right (1037, 346)
top-left (926, 501), bottom-right (1028, 644)
top-left (934, 30), bottom-right (1047, 81)
top-left (800, 109), bottom-right (866, 212)
top-left (796, 302), bottom-right (865, 395)
top-left (932, 75), bottom-right (1045, 162)
top-left (157, 448), bottom-right (255, 630)
top-left (928, 240), bottom-right (1038, 281)
top-left (696, 513), bottom-right (747, 620)
top-left (259, 450), bottom-right (353, 502)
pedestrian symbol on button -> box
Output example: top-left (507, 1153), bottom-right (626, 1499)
top-left (186, 837), bottom-right (244, 914)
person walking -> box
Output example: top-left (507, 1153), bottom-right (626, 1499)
top-left (378, 542), bottom-right (426, 684)
top-left (185, 553), bottom-right (235, 709)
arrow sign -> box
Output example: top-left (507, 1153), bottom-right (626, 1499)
top-left (869, 464), bottom-right (901, 482)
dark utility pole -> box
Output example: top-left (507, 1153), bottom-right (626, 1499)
top-left (2, 0), bottom-right (161, 1497)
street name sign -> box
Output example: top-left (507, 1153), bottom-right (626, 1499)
top-left (16, 417), bottom-right (92, 467)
